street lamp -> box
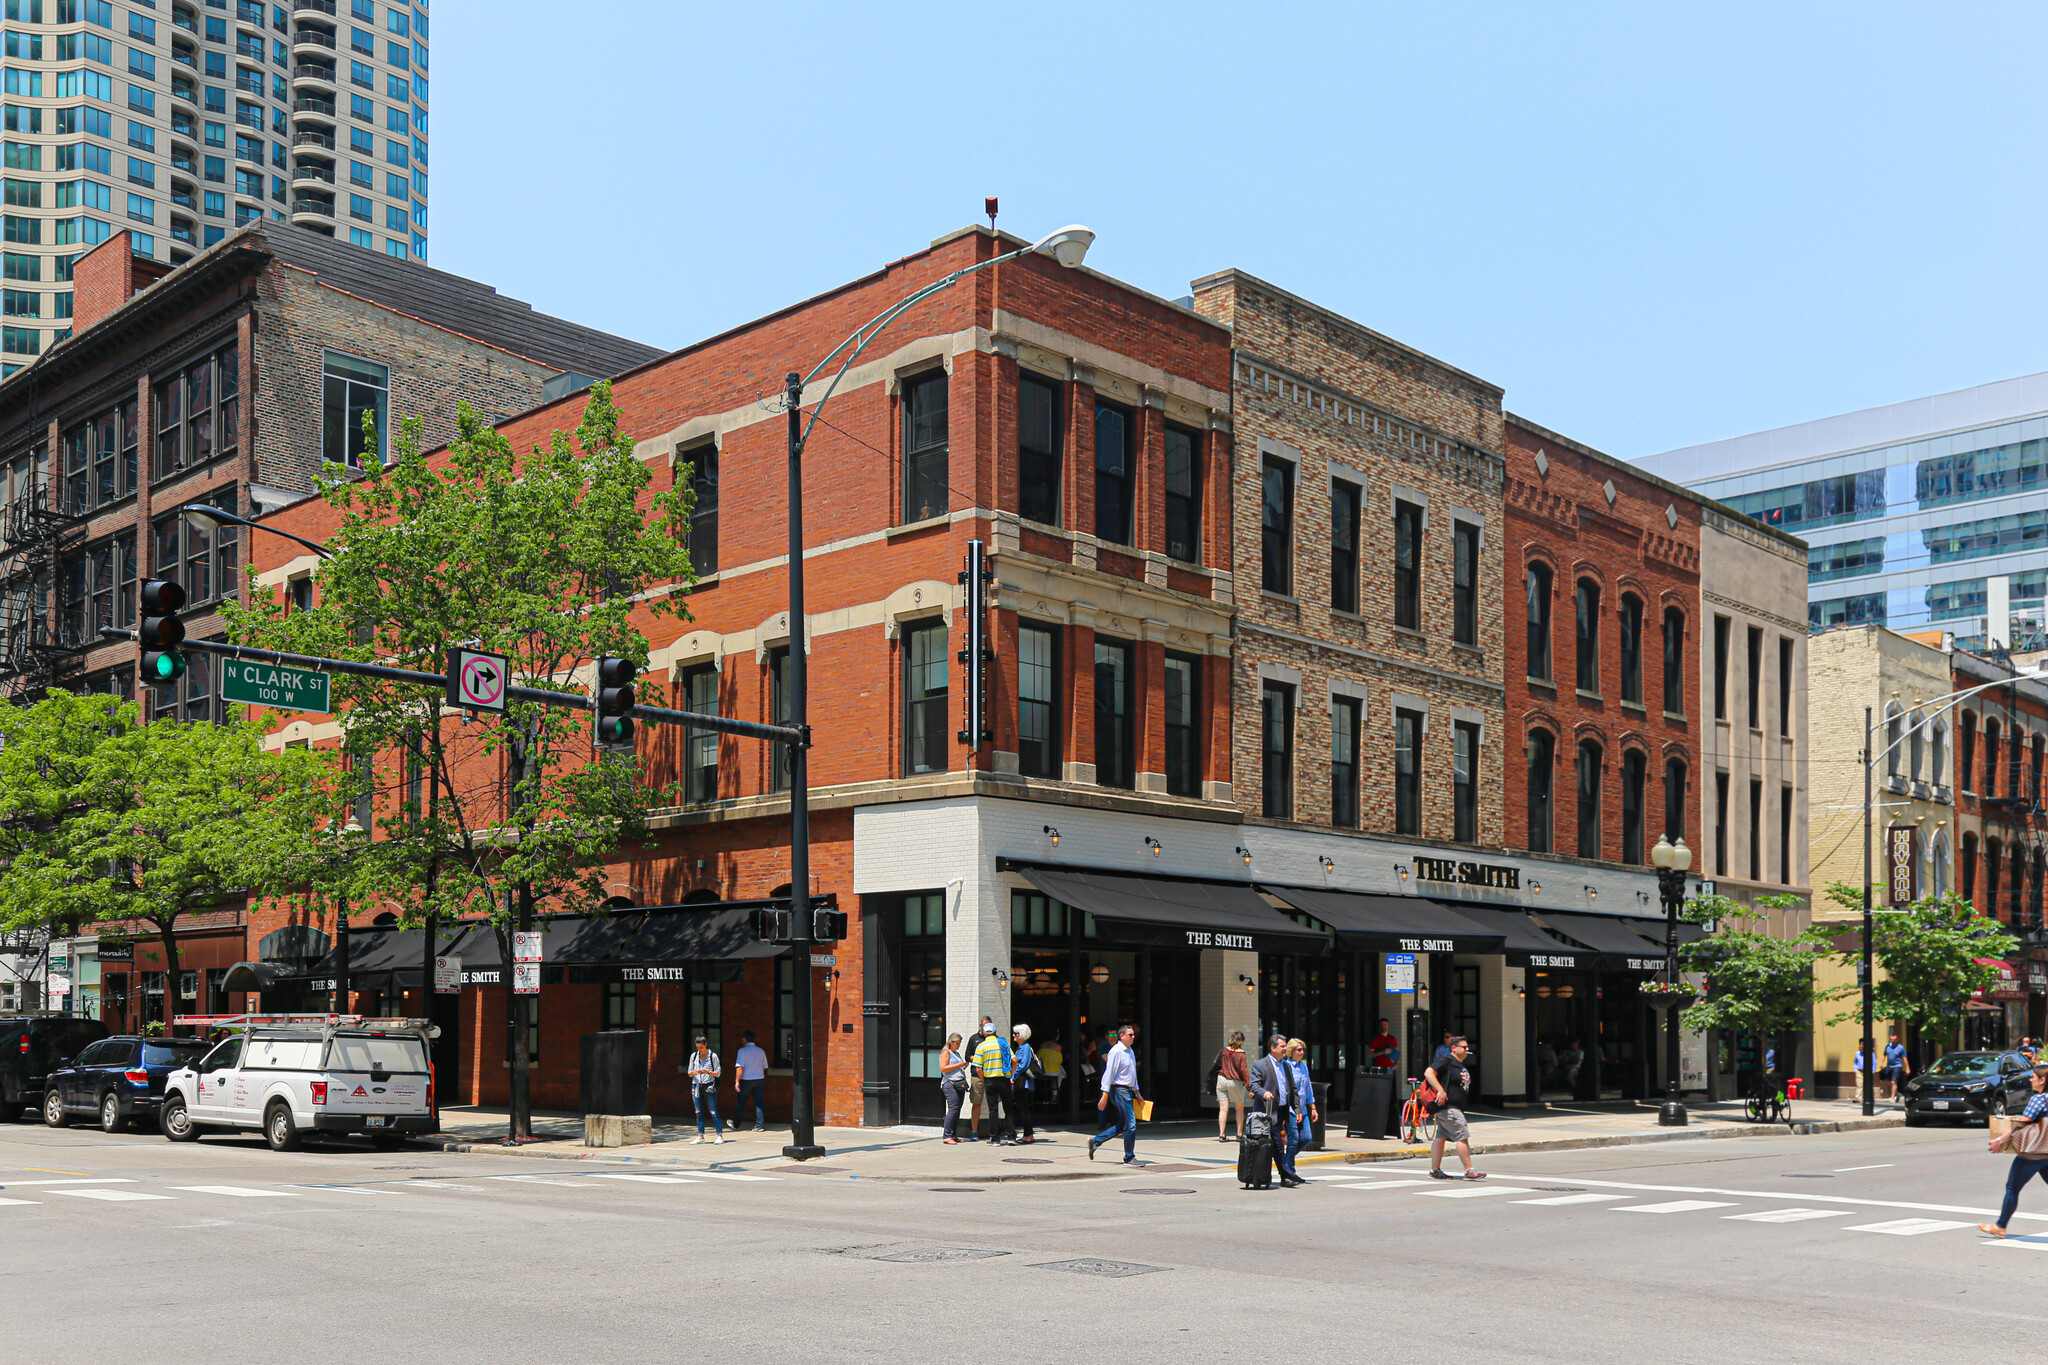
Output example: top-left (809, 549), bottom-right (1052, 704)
top-left (1650, 833), bottom-right (1693, 1127)
top-left (180, 502), bottom-right (334, 560)
top-left (777, 222), bottom-right (1094, 1162)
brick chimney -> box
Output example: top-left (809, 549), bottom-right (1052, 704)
top-left (70, 230), bottom-right (174, 334)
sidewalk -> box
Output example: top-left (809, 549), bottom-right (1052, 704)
top-left (419, 1095), bottom-right (1904, 1181)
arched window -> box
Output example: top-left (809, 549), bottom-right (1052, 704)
top-left (1621, 749), bottom-right (1647, 864)
top-left (1986, 839), bottom-right (2004, 919)
top-left (1575, 581), bottom-right (1601, 693)
top-left (1526, 563), bottom-right (1552, 682)
top-left (1664, 756), bottom-right (1687, 844)
top-left (1909, 712), bottom-right (1924, 781)
top-left (1985, 718), bottom-right (2002, 799)
top-left (1885, 705), bottom-right (1903, 778)
top-left (1576, 739), bottom-right (1602, 859)
top-left (1962, 831), bottom-right (1979, 902)
top-left (1619, 594), bottom-right (1643, 704)
top-left (1526, 728), bottom-right (1555, 854)
top-left (1928, 832), bottom-right (1950, 899)
top-left (1961, 711), bottom-right (1978, 789)
top-left (1662, 608), bottom-right (1685, 714)
top-left (1931, 720), bottom-right (1948, 789)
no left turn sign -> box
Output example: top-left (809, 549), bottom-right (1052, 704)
top-left (446, 648), bottom-right (510, 712)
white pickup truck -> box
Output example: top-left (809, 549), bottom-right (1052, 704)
top-left (159, 1017), bottom-right (437, 1152)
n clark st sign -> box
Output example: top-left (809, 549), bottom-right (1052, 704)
top-left (1411, 855), bottom-right (1521, 890)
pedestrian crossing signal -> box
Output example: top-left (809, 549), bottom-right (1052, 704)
top-left (139, 578), bottom-right (187, 683)
top-left (748, 907), bottom-right (793, 943)
top-left (812, 909), bottom-right (848, 942)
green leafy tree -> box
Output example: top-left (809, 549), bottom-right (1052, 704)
top-left (0, 691), bottom-right (329, 1028)
top-left (1813, 881), bottom-right (2015, 1059)
top-left (1670, 893), bottom-right (1822, 1063)
top-left (227, 382), bottom-right (695, 1138)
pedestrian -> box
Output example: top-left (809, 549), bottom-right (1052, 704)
top-left (1431, 1030), bottom-right (1455, 1073)
top-left (1367, 1018), bottom-right (1399, 1070)
top-left (1980, 1062), bottom-right (2048, 1239)
top-left (1424, 1036), bottom-right (1484, 1181)
top-left (1288, 1038), bottom-right (1318, 1155)
top-left (1558, 1038), bottom-right (1585, 1090)
top-left (688, 1034), bottom-right (725, 1144)
top-left (1040, 1032), bottom-right (1065, 1110)
top-left (1213, 1030), bottom-right (1250, 1141)
top-left (1882, 1032), bottom-right (1910, 1101)
top-left (732, 1029), bottom-right (769, 1132)
top-left (938, 1032), bottom-right (970, 1143)
top-left (1535, 1037), bottom-right (1559, 1091)
top-left (1852, 1043), bottom-right (1867, 1092)
top-left (964, 1014), bottom-right (995, 1141)
top-left (1089, 1023), bottom-right (1144, 1165)
top-left (973, 1023), bottom-right (1016, 1146)
top-left (1010, 1023), bottom-right (1038, 1143)
top-left (1248, 1032), bottom-right (1304, 1187)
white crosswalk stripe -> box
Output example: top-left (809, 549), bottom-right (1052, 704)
top-left (689, 1171), bottom-right (777, 1181)
top-left (0, 1197), bottom-right (39, 1206)
top-left (290, 1184), bottom-right (406, 1195)
top-left (1846, 1218), bottom-right (1975, 1236)
top-left (580, 1173), bottom-right (699, 1184)
top-left (1614, 1201), bottom-right (1738, 1214)
top-left (1513, 1193), bottom-right (1624, 1206)
top-left (53, 1188), bottom-right (172, 1202)
top-left (1413, 1184), bottom-right (1529, 1198)
top-left (172, 1186), bottom-right (301, 1198)
top-left (1724, 1208), bottom-right (1849, 1224)
top-left (1990, 1235), bottom-right (2048, 1250)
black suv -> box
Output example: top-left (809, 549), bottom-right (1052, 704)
top-left (43, 1035), bottom-right (211, 1133)
top-left (0, 1017), bottom-right (108, 1121)
top-left (1902, 1050), bottom-right (2038, 1125)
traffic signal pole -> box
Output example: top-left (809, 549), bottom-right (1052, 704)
top-left (783, 370), bottom-right (824, 1163)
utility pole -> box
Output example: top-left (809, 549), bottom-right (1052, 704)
top-left (784, 371), bottom-right (823, 1162)
top-left (1862, 705), bottom-right (1875, 1119)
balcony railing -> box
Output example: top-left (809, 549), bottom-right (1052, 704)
top-left (293, 164), bottom-right (333, 183)
top-left (293, 29), bottom-right (334, 48)
top-left (293, 0), bottom-right (336, 13)
top-left (293, 98), bottom-right (336, 116)
top-left (291, 198), bottom-right (333, 217)
top-left (294, 64), bottom-right (336, 82)
top-left (293, 130), bottom-right (334, 149)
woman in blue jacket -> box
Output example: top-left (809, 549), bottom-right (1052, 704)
top-left (1287, 1038), bottom-right (1317, 1157)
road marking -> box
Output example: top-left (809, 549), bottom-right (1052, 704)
top-left (290, 1184), bottom-right (406, 1195)
top-left (1833, 1164), bottom-right (1894, 1172)
top-left (53, 1188), bottom-right (173, 1202)
top-left (689, 1171), bottom-right (778, 1182)
top-left (579, 1173), bottom-right (699, 1184)
top-left (1614, 1201), bottom-right (1738, 1214)
top-left (1330, 1181), bottom-right (1429, 1191)
top-left (1846, 1218), bottom-right (1974, 1236)
top-left (24, 1166), bottom-right (94, 1176)
top-left (0, 1197), bottom-right (40, 1206)
top-left (1990, 1235), bottom-right (2048, 1250)
top-left (401, 1182), bottom-right (488, 1192)
top-left (1513, 1193), bottom-right (1625, 1206)
top-left (487, 1174), bottom-right (595, 1188)
top-left (1724, 1208), bottom-right (1851, 1223)
top-left (0, 1178), bottom-right (136, 1187)
top-left (172, 1186), bottom-right (301, 1198)
top-left (1480, 1170), bottom-right (2046, 1225)
top-left (1413, 1184), bottom-right (1528, 1198)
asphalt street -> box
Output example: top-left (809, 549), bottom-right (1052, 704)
top-left (1, 1115), bottom-right (2036, 1364)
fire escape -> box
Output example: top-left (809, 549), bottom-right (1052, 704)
top-left (0, 474), bottom-right (87, 699)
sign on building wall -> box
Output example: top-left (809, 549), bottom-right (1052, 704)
top-left (1887, 826), bottom-right (1917, 905)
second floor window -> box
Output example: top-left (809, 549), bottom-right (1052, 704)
top-left (1261, 456), bottom-right (1292, 594)
top-left (1575, 580), bottom-right (1600, 693)
top-left (1164, 422), bottom-right (1199, 564)
top-left (681, 443), bottom-right (716, 576)
top-left (1453, 719), bottom-right (1479, 843)
top-left (1017, 621), bottom-right (1057, 779)
top-left (1576, 740), bottom-right (1602, 859)
top-left (156, 342), bottom-right (239, 477)
top-left (1526, 563), bottom-right (1552, 681)
top-left (1093, 399), bottom-right (1133, 545)
top-left (1453, 520), bottom-right (1478, 645)
top-left (153, 491), bottom-right (236, 606)
top-left (1392, 500), bottom-right (1422, 631)
top-left (1712, 615), bottom-right (1730, 719)
top-left (1330, 479), bottom-right (1360, 615)
top-left (1525, 728), bottom-right (1554, 853)
top-left (901, 369), bottom-right (947, 525)
top-left (319, 347), bottom-right (385, 468)
top-left (1619, 593), bottom-right (1643, 704)
top-left (1017, 373), bottom-right (1059, 526)
top-left (60, 529), bottom-right (134, 647)
top-left (901, 619), bottom-right (948, 777)
top-left (1394, 707), bottom-right (1422, 835)
top-left (681, 663), bottom-right (718, 803)
top-left (1164, 652), bottom-right (1198, 798)
top-left (1746, 624), bottom-right (1763, 728)
top-left (1261, 681), bottom-right (1293, 819)
top-left (1093, 637), bottom-right (1133, 789)
top-left (1621, 749), bottom-right (1646, 863)
top-left (1331, 694), bottom-right (1361, 829)
top-left (1662, 608), bottom-right (1684, 713)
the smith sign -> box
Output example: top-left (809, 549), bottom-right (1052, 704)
top-left (1185, 930), bottom-right (1256, 950)
top-left (1412, 856), bottom-right (1520, 889)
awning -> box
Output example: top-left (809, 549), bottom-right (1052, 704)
top-left (1972, 958), bottom-right (2027, 1003)
top-left (1536, 913), bottom-right (1679, 973)
top-left (1259, 886), bottom-right (1505, 955)
top-left (217, 961), bottom-right (290, 994)
top-left (1014, 868), bottom-right (1328, 954)
top-left (1453, 906), bottom-right (1600, 970)
top-left (455, 904), bottom-right (788, 985)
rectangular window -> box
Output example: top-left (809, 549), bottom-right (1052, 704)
top-left (602, 981), bottom-right (636, 1030)
top-left (1453, 520), bottom-right (1478, 646)
top-left (1575, 580), bottom-right (1600, 693)
top-left (681, 441), bottom-right (715, 576)
top-left (1746, 624), bottom-right (1763, 728)
top-left (773, 959), bottom-right (792, 1068)
top-left (2, 251), bottom-right (36, 278)
top-left (319, 347), bottom-right (387, 467)
top-left (1092, 636), bottom-right (1132, 789)
top-left (899, 368), bottom-right (947, 524)
top-left (1016, 621), bottom-right (1056, 779)
top-left (1454, 719), bottom-right (1479, 844)
top-left (385, 170), bottom-right (405, 198)
top-left (1619, 594), bottom-right (1642, 703)
top-left (901, 619), bottom-right (948, 777)
top-left (350, 92), bottom-right (372, 121)
top-left (1747, 777), bottom-right (1762, 882)
top-left (1330, 478), bottom-right (1359, 615)
top-left (1261, 681), bottom-right (1293, 820)
top-left (349, 158), bottom-right (371, 186)
top-left (127, 154), bottom-right (153, 184)
top-left (350, 59), bottom-right (372, 87)
top-left (385, 74), bottom-right (406, 101)
top-left (1163, 421), bottom-right (1199, 564)
top-left (0, 285), bottom-right (30, 314)
top-left (1092, 399), bottom-right (1132, 545)
top-left (1331, 694), bottom-right (1360, 829)
top-left (126, 191), bottom-right (152, 221)
top-left (350, 24), bottom-right (373, 54)
top-left (1163, 652), bottom-right (1198, 798)
top-left (681, 663), bottom-right (717, 803)
top-left (1577, 742), bottom-right (1601, 859)
top-left (1712, 615), bottom-right (1730, 720)
top-left (1779, 784), bottom-right (1793, 884)
top-left (1621, 749), bottom-right (1645, 863)
top-left (1392, 499), bottom-right (1422, 631)
top-left (383, 204), bottom-right (406, 231)
top-left (129, 120), bottom-right (152, 150)
top-left (348, 193), bottom-right (369, 220)
top-left (1394, 707), bottom-right (1422, 835)
top-left (1017, 372), bottom-right (1059, 526)
top-left (1260, 455), bottom-right (1292, 595)
top-left (0, 322), bottom-right (34, 353)
top-left (1777, 636), bottom-right (1792, 738)
top-left (1663, 609), bottom-right (1684, 714)
top-left (1525, 729), bottom-right (1554, 853)
top-left (1961, 711), bottom-right (1977, 790)
top-left (767, 645), bottom-right (790, 794)
top-left (2, 141), bottom-right (35, 169)
top-left (153, 342), bottom-right (237, 477)
top-left (152, 490), bottom-right (235, 612)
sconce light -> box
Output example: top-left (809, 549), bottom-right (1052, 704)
top-left (1145, 836), bottom-right (1162, 858)
top-left (1090, 965), bottom-right (1109, 985)
top-left (1530, 880), bottom-right (1542, 895)
top-left (1395, 864), bottom-right (1411, 886)
top-left (1043, 825), bottom-right (1060, 847)
top-left (1236, 846), bottom-right (1253, 866)
top-left (1238, 973), bottom-right (1257, 996)
top-left (1584, 885), bottom-right (1599, 902)
top-left (990, 967), bottom-right (1010, 993)
top-left (1318, 855), bottom-right (1335, 873)
top-left (1515, 982), bottom-right (1527, 1000)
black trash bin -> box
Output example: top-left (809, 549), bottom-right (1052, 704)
top-left (1347, 1067), bottom-right (1395, 1140)
top-left (580, 1030), bottom-right (648, 1115)
top-left (1307, 1081), bottom-right (1332, 1149)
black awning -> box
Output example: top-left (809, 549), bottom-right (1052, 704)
top-left (1260, 887), bottom-right (1507, 955)
top-left (1535, 912), bottom-right (1676, 973)
top-left (306, 926), bottom-right (431, 989)
top-left (436, 904), bottom-right (786, 985)
top-left (1015, 868), bottom-right (1328, 954)
top-left (1452, 906), bottom-right (1600, 970)
top-left (218, 961), bottom-right (289, 994)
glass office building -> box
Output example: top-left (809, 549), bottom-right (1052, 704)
top-left (1638, 373), bottom-right (2048, 650)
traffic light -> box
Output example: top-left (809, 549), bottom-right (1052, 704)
top-left (593, 656), bottom-right (637, 749)
top-left (138, 578), bottom-right (187, 684)
top-left (747, 906), bottom-right (793, 943)
top-left (813, 908), bottom-right (848, 943)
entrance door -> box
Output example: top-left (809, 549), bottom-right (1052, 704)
top-left (900, 942), bottom-right (947, 1122)
top-left (1529, 971), bottom-right (1592, 1099)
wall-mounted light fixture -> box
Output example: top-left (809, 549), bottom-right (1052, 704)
top-left (1318, 855), bottom-right (1335, 873)
top-left (1530, 880), bottom-right (1543, 895)
top-left (1043, 825), bottom-right (1060, 847)
top-left (1236, 847), bottom-right (1253, 866)
top-left (1145, 837), bottom-right (1162, 858)
top-left (1395, 864), bottom-right (1411, 886)
top-left (1238, 973), bottom-right (1257, 996)
top-left (990, 967), bottom-right (1010, 993)
top-left (1090, 965), bottom-right (1109, 985)
top-left (1584, 885), bottom-right (1599, 902)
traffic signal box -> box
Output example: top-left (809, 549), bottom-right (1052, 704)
top-left (138, 578), bottom-right (187, 683)
top-left (594, 656), bottom-right (637, 749)
top-left (747, 905), bottom-right (848, 943)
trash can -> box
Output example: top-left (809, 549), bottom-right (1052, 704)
top-left (579, 1029), bottom-right (648, 1116)
top-left (1308, 1081), bottom-right (1331, 1149)
top-left (1347, 1067), bottom-right (1395, 1140)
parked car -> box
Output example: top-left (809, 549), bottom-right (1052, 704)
top-left (160, 1019), bottom-right (435, 1151)
top-left (0, 1016), bottom-right (109, 1121)
top-left (43, 1035), bottom-right (212, 1133)
top-left (1901, 1050), bottom-right (2037, 1125)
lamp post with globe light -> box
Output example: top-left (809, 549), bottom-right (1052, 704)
top-left (1650, 834), bottom-right (1694, 1126)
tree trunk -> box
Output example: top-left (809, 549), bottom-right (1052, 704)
top-left (154, 918), bottom-right (180, 1036)
top-left (499, 911), bottom-right (531, 1142)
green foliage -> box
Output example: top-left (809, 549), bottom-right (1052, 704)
top-left (1812, 881), bottom-right (2015, 1042)
top-left (1672, 892), bottom-right (1820, 1038)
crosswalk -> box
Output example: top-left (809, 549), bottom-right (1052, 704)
top-left (0, 1166), bottom-right (783, 1214)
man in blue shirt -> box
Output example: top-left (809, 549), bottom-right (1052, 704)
top-left (1089, 1024), bottom-right (1143, 1164)
top-left (1882, 1033), bottom-right (1910, 1101)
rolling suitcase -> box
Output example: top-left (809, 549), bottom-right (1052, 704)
top-left (1239, 1110), bottom-right (1274, 1189)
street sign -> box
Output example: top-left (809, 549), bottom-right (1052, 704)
top-left (446, 648), bottom-right (509, 712)
top-left (1385, 952), bottom-right (1417, 994)
top-left (512, 932), bottom-right (542, 962)
top-left (220, 658), bottom-right (332, 714)
top-left (512, 961), bottom-right (540, 994)
top-left (811, 953), bottom-right (836, 968)
top-left (433, 955), bottom-right (461, 994)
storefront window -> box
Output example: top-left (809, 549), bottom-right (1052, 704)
top-left (603, 981), bottom-right (637, 1029)
top-left (688, 981), bottom-right (721, 1058)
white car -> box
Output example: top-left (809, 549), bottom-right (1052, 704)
top-left (159, 1018), bottom-right (436, 1151)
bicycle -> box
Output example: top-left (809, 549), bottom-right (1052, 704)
top-left (1400, 1090), bottom-right (1436, 1145)
top-left (1743, 1074), bottom-right (1791, 1126)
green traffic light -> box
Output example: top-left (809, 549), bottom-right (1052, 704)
top-left (145, 650), bottom-right (187, 681)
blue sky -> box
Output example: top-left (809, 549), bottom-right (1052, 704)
top-left (431, 2), bottom-right (2048, 459)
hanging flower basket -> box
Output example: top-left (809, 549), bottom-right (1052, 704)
top-left (1638, 981), bottom-right (1698, 1011)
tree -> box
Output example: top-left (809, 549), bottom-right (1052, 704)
top-left (1813, 881), bottom-right (2016, 1059)
top-left (1672, 893), bottom-right (1822, 1067)
top-left (227, 381), bottom-right (695, 1139)
top-left (0, 691), bottom-right (329, 1028)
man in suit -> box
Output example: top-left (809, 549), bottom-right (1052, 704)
top-left (1249, 1033), bottom-right (1305, 1187)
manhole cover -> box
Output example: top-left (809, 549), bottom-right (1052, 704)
top-left (1003, 1158), bottom-right (1053, 1165)
top-left (1033, 1258), bottom-right (1165, 1278)
top-left (1122, 1187), bottom-right (1193, 1195)
top-left (873, 1247), bottom-right (1008, 1263)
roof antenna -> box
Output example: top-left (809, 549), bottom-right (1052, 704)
top-left (985, 196), bottom-right (998, 234)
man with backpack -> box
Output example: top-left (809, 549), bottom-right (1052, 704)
top-left (1010, 1023), bottom-right (1040, 1143)
top-left (972, 1025), bottom-right (1016, 1146)
top-left (963, 1015), bottom-right (995, 1141)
